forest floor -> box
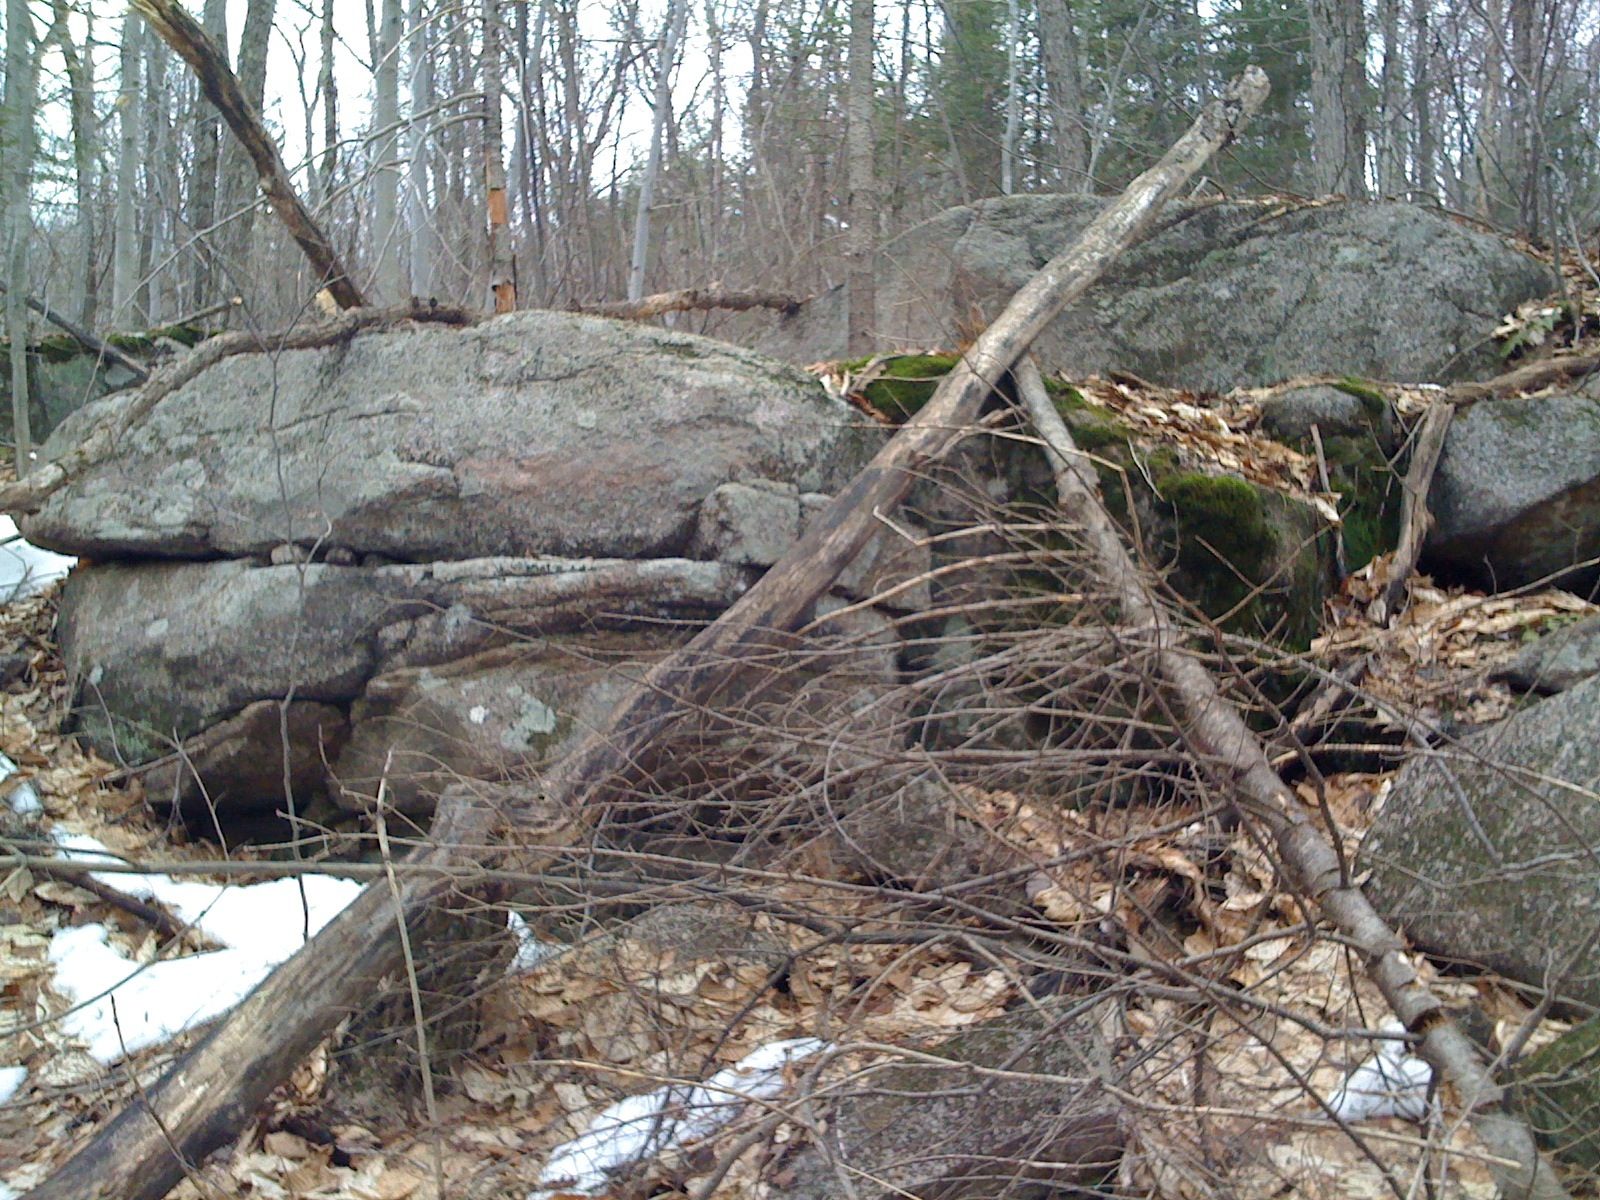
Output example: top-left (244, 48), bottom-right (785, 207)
top-left (6, 273), bottom-right (1600, 1198)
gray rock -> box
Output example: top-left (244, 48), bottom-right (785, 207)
top-left (1493, 614), bottom-right (1600, 694)
top-left (1426, 393), bottom-right (1600, 589)
top-left (134, 699), bottom-right (348, 820)
top-left (1361, 673), bottom-right (1600, 1009)
top-left (24, 311), bottom-right (879, 561)
top-left (60, 559), bottom-right (416, 764)
top-left (59, 555), bottom-right (754, 769)
top-left (1259, 382), bottom-right (1394, 448)
top-left (757, 197), bottom-right (1549, 391)
top-left (331, 635), bottom-right (671, 816)
top-left (771, 1000), bottom-right (1123, 1200)
top-left (689, 480), bottom-right (802, 566)
top-left (689, 482), bottom-right (933, 610)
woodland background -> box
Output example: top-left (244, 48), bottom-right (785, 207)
top-left (2, 0), bottom-right (1598, 342)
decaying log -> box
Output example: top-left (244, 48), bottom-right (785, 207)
top-left (0, 283), bottom-right (150, 383)
top-left (1014, 357), bottom-right (1570, 1200)
top-left (0, 301), bottom-right (475, 517)
top-left (23, 69), bottom-right (1268, 1200)
top-left (1447, 349), bottom-right (1600, 405)
top-left (130, 0), bottom-right (366, 311)
top-left (1373, 400), bottom-right (1454, 624)
top-left (575, 285), bottom-right (808, 321)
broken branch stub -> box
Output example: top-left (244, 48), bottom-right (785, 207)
top-left (23, 70), bottom-right (1268, 1200)
top-left (1012, 357), bottom-right (1570, 1200)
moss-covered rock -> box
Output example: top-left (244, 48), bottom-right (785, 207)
top-left (1512, 1014), bottom-right (1600, 1174)
top-left (841, 352), bottom-right (965, 420)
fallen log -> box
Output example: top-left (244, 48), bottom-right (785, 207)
top-left (0, 283), bottom-right (150, 383)
top-left (1013, 356), bottom-right (1569, 1200)
top-left (23, 68), bottom-right (1267, 1200)
top-left (575, 285), bottom-right (807, 321)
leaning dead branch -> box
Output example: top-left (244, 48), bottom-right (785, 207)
top-left (0, 301), bottom-right (475, 517)
top-left (1013, 356), bottom-right (1570, 1200)
top-left (575, 285), bottom-right (808, 321)
top-left (22, 69), bottom-right (1268, 1200)
top-left (1373, 400), bottom-right (1454, 624)
top-left (131, 0), bottom-right (366, 310)
top-left (1447, 348), bottom-right (1600, 405)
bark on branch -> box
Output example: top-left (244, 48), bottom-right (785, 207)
top-left (23, 69), bottom-right (1268, 1200)
top-left (1373, 400), bottom-right (1453, 624)
top-left (574, 286), bottom-right (808, 321)
top-left (130, 0), bottom-right (367, 310)
top-left (1013, 357), bottom-right (1569, 1200)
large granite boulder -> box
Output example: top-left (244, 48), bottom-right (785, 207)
top-left (1426, 392), bottom-right (1600, 590)
top-left (1360, 673), bottom-right (1600, 1009)
top-left (757, 196), bottom-right (1550, 390)
top-left (39, 312), bottom-right (900, 830)
top-left (24, 311), bottom-right (878, 561)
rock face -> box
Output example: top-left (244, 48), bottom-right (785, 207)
top-left (1361, 674), bottom-right (1600, 1009)
top-left (1426, 393), bottom-right (1600, 589)
top-left (38, 312), bottom-right (897, 830)
top-left (1494, 614), bottom-right (1600, 694)
top-left (26, 311), bottom-right (875, 561)
top-left (757, 196), bottom-right (1550, 390)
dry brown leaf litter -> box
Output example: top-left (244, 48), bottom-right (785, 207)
top-left (2, 534), bottom-right (1595, 1197)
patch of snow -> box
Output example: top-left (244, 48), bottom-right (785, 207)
top-left (39, 834), bottom-right (363, 1065)
top-left (528, 1037), bottom-right (826, 1199)
top-left (0, 752), bottom-right (41, 815)
top-left (0, 516), bottom-right (75, 601)
top-left (0, 1065), bottom-right (26, 1103)
top-left (1326, 1019), bottom-right (1434, 1122)
top-left (506, 911), bottom-right (559, 974)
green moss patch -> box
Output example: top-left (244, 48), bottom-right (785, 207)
top-left (841, 352), bottom-right (965, 420)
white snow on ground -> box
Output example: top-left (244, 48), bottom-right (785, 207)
top-left (0, 516), bottom-right (75, 601)
top-left (506, 910), bottom-right (560, 974)
top-left (528, 1037), bottom-right (827, 1199)
top-left (0, 1066), bottom-right (25, 1104)
top-left (1326, 1019), bottom-right (1434, 1122)
top-left (0, 751), bottom-right (40, 815)
top-left (7, 833), bottom-right (361, 1071)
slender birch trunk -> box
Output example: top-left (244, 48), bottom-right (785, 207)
top-left (627, 0), bottom-right (688, 302)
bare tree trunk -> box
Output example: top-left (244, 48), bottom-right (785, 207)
top-left (483, 0), bottom-right (514, 311)
top-left (371, 0), bottom-right (404, 300)
top-left (19, 70), bottom-right (1269, 1200)
top-left (111, 13), bottom-right (143, 322)
top-left (844, 0), bottom-right (876, 354)
top-left (1374, 0), bottom-right (1404, 194)
top-left (132, 0), bottom-right (367, 309)
top-left (317, 0), bottom-right (339, 202)
top-left (51, 3), bottom-right (99, 329)
top-left (627, 0), bottom-right (688, 301)
top-left (1001, 0), bottom-right (1019, 195)
top-left (3, 0), bottom-right (36, 474)
top-left (1410, 0), bottom-right (1435, 196)
top-left (1038, 0), bottom-right (1090, 191)
top-left (217, 0), bottom-right (276, 288)
top-left (1472, 0), bottom-right (1505, 220)
top-left (1307, 0), bottom-right (1368, 196)
top-left (405, 0), bottom-right (437, 298)
top-left (139, 33), bottom-right (170, 323)
top-left (186, 0), bottom-right (226, 307)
